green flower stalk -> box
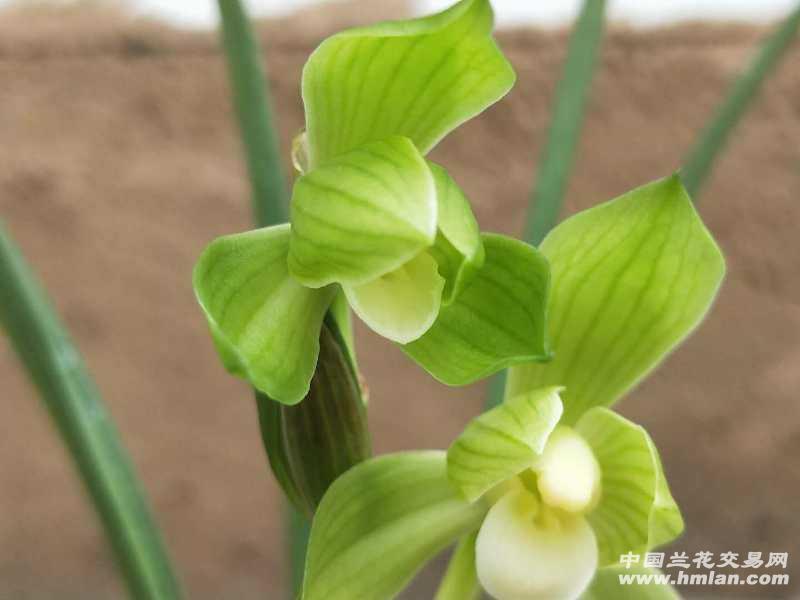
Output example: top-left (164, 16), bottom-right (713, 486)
top-left (193, 0), bottom-right (552, 406)
top-left (300, 176), bottom-right (725, 600)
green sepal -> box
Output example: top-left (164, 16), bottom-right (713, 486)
top-left (447, 386), bottom-right (563, 502)
top-left (434, 531), bottom-right (481, 600)
top-left (288, 136), bottom-right (436, 289)
top-left (576, 408), bottom-right (684, 567)
top-left (302, 451), bottom-right (489, 600)
top-left (193, 224), bottom-right (335, 405)
top-left (581, 566), bottom-right (680, 599)
top-left (427, 162), bottom-right (485, 305)
top-left (507, 174), bottom-right (725, 424)
top-left (302, 0), bottom-right (515, 165)
top-left (403, 233), bottom-right (551, 385)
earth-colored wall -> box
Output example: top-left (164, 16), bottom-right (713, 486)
top-left (1, 4), bottom-right (798, 598)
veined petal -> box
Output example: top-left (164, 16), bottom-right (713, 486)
top-left (427, 162), bottom-right (485, 304)
top-left (302, 451), bottom-right (489, 600)
top-left (576, 408), bottom-right (684, 567)
top-left (193, 224), bottom-right (335, 405)
top-left (302, 0), bottom-right (516, 165)
top-left (289, 136), bottom-right (437, 288)
top-left (507, 175), bottom-right (725, 424)
top-left (344, 251), bottom-right (445, 344)
top-left (447, 387), bottom-right (563, 502)
top-left (403, 233), bottom-right (551, 385)
top-left (476, 489), bottom-right (598, 600)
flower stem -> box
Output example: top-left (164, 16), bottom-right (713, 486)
top-left (0, 222), bottom-right (182, 600)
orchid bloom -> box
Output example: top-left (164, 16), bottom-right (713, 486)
top-left (300, 175), bottom-right (725, 600)
top-left (193, 0), bottom-right (553, 405)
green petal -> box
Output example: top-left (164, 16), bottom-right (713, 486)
top-left (193, 224), bottom-right (335, 405)
top-left (344, 251), bottom-right (445, 344)
top-left (447, 387), bottom-right (563, 502)
top-left (288, 136), bottom-right (436, 288)
top-left (427, 162), bottom-right (485, 304)
top-left (302, 451), bottom-right (488, 600)
top-left (581, 566), bottom-right (680, 600)
top-left (434, 532), bottom-right (481, 600)
top-left (302, 0), bottom-right (516, 165)
top-left (403, 233), bottom-right (551, 385)
top-left (576, 408), bottom-right (684, 567)
top-left (507, 175), bottom-right (725, 424)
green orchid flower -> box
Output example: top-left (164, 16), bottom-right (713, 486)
top-left (299, 175), bottom-right (725, 600)
top-left (193, 0), bottom-right (553, 405)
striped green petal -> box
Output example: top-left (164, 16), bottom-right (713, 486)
top-left (576, 408), bottom-right (684, 567)
top-left (507, 175), bottom-right (725, 424)
top-left (288, 136), bottom-right (437, 288)
top-left (302, 451), bottom-right (489, 600)
top-left (302, 0), bottom-right (515, 166)
top-left (403, 233), bottom-right (551, 386)
top-left (581, 566), bottom-right (680, 600)
top-left (427, 162), bottom-right (485, 305)
top-left (193, 224), bottom-right (335, 405)
top-left (447, 387), bottom-right (563, 502)
top-left (344, 251), bottom-right (445, 344)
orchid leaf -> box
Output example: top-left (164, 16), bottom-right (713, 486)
top-left (427, 162), bottom-right (485, 304)
top-left (447, 387), bottom-right (563, 502)
top-left (576, 408), bottom-right (684, 567)
top-left (344, 251), bottom-right (444, 344)
top-left (302, 452), bottom-right (488, 600)
top-left (507, 175), bottom-right (725, 424)
top-left (434, 532), bottom-right (481, 600)
top-left (288, 136), bottom-right (436, 289)
top-left (193, 224), bottom-right (335, 405)
top-left (581, 566), bottom-right (680, 599)
top-left (302, 0), bottom-right (515, 165)
top-left (403, 233), bottom-right (551, 385)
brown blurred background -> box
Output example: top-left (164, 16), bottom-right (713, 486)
top-left (1, 1), bottom-right (799, 598)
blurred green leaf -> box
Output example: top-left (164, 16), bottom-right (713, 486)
top-left (302, 452), bottom-right (488, 600)
top-left (682, 3), bottom-right (800, 197)
top-left (217, 0), bottom-right (288, 227)
top-left (507, 176), bottom-right (725, 424)
top-left (0, 222), bottom-right (182, 600)
top-left (434, 532), bottom-right (481, 600)
top-left (403, 234), bottom-right (551, 386)
top-left (447, 387), bottom-right (562, 502)
top-left (577, 408), bottom-right (684, 567)
top-left (302, 0), bottom-right (514, 165)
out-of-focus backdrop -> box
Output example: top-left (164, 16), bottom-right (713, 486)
top-left (1, 0), bottom-right (799, 598)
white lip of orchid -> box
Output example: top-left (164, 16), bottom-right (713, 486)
top-left (476, 488), bottom-right (598, 600)
top-left (533, 425), bottom-right (601, 514)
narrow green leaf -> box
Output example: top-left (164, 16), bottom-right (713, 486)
top-left (525, 0), bottom-right (607, 246)
top-left (427, 162), bottom-right (485, 304)
top-left (193, 224), bottom-right (336, 405)
top-left (486, 0), bottom-right (606, 411)
top-left (302, 452), bottom-right (488, 600)
top-left (0, 223), bottom-right (182, 600)
top-left (447, 387), bottom-right (563, 502)
top-left (581, 567), bottom-right (680, 600)
top-left (302, 0), bottom-right (515, 165)
top-left (217, 0), bottom-right (288, 227)
top-left (576, 408), bottom-right (684, 567)
top-left (289, 136), bottom-right (437, 289)
top-left (434, 532), bottom-right (481, 600)
top-left (682, 3), bottom-right (800, 197)
top-left (403, 233), bottom-right (551, 386)
top-left (507, 175), bottom-right (725, 424)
